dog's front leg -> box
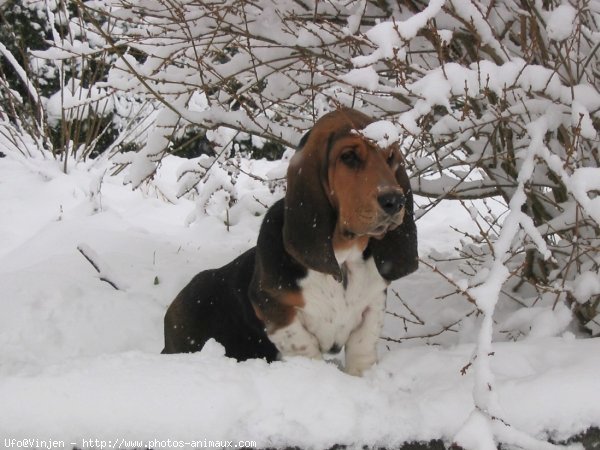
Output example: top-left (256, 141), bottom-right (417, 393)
top-left (344, 296), bottom-right (385, 376)
top-left (268, 319), bottom-right (322, 360)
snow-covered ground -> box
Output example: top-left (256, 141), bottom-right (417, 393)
top-left (0, 152), bottom-right (598, 449)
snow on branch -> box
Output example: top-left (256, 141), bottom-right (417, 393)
top-left (77, 244), bottom-right (130, 291)
top-left (0, 42), bottom-right (42, 107)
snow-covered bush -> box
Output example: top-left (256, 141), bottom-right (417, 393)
top-left (80, 0), bottom-right (599, 335)
top-left (402, 2), bottom-right (600, 341)
top-left (0, 0), bottom-right (149, 167)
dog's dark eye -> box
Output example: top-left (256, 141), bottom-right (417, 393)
top-left (340, 149), bottom-right (361, 168)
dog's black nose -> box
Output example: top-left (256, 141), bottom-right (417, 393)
top-left (377, 192), bottom-right (405, 216)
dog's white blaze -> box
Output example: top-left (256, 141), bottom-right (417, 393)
top-left (269, 246), bottom-right (387, 376)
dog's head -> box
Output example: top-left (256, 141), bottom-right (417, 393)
top-left (283, 108), bottom-right (418, 282)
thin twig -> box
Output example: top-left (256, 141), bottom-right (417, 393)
top-left (77, 244), bottom-right (123, 291)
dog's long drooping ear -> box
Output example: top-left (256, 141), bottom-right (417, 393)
top-left (283, 129), bottom-right (342, 281)
top-left (370, 158), bottom-right (418, 281)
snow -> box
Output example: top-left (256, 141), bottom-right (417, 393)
top-left (45, 81), bottom-right (114, 127)
top-left (353, 0), bottom-right (445, 66)
top-left (546, 5), bottom-right (577, 41)
top-left (1, 0), bottom-right (598, 446)
top-left (447, 0), bottom-right (506, 60)
top-left (454, 411), bottom-right (496, 450)
top-left (0, 42), bottom-right (42, 107)
top-left (359, 120), bottom-right (400, 148)
top-left (340, 67), bottom-right (380, 91)
top-left (567, 168), bottom-right (600, 224)
top-left (0, 152), bottom-right (599, 449)
top-left (572, 272), bottom-right (600, 305)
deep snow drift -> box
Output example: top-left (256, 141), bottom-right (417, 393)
top-left (0, 152), bottom-right (598, 449)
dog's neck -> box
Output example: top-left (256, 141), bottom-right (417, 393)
top-left (332, 225), bottom-right (369, 264)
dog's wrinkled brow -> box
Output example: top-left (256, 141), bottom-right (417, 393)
top-left (326, 125), bottom-right (367, 153)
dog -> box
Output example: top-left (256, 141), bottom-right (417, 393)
top-left (162, 108), bottom-right (418, 376)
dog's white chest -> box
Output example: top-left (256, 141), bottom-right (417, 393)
top-left (297, 247), bottom-right (387, 353)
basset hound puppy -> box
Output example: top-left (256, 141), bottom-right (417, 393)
top-left (162, 108), bottom-right (418, 376)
